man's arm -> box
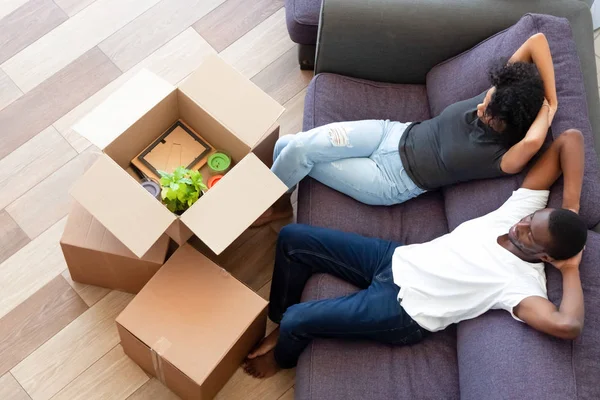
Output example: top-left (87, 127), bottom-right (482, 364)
top-left (514, 252), bottom-right (584, 340)
top-left (521, 129), bottom-right (584, 213)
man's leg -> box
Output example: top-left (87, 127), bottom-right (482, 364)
top-left (244, 279), bottom-right (423, 377)
top-left (268, 224), bottom-right (399, 324)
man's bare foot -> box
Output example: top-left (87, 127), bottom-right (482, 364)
top-left (247, 328), bottom-right (280, 359)
top-left (243, 328), bottom-right (282, 379)
top-left (243, 349), bottom-right (281, 379)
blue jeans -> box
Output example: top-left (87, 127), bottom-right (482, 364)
top-left (269, 224), bottom-right (427, 369)
top-left (271, 120), bottom-right (426, 205)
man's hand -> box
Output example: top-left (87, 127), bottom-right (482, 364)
top-left (551, 249), bottom-right (583, 272)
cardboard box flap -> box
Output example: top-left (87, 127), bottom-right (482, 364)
top-left (181, 153), bottom-right (287, 255)
top-left (116, 244), bottom-right (268, 384)
top-left (70, 154), bottom-right (176, 258)
top-left (179, 54), bottom-right (284, 148)
top-left (73, 69), bottom-right (175, 150)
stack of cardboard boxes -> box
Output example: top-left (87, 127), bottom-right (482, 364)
top-left (60, 55), bottom-right (288, 399)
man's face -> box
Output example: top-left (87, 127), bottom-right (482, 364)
top-left (507, 208), bottom-right (554, 260)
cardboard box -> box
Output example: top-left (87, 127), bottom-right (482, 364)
top-left (69, 54), bottom-right (288, 258)
top-left (116, 244), bottom-right (268, 400)
top-left (60, 201), bottom-right (170, 293)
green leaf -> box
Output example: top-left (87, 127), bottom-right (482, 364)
top-left (173, 166), bottom-right (186, 180)
top-left (169, 182), bottom-right (179, 191)
top-left (160, 187), bottom-right (169, 200)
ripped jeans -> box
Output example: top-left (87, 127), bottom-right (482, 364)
top-left (271, 120), bottom-right (426, 205)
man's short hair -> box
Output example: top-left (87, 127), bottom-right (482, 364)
top-left (547, 209), bottom-right (587, 260)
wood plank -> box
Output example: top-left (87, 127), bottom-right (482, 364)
top-left (0, 47), bottom-right (120, 159)
top-left (257, 280), bottom-right (278, 335)
top-left (61, 270), bottom-right (111, 307)
top-left (51, 345), bottom-right (148, 400)
top-left (193, 0), bottom-right (283, 52)
top-left (11, 290), bottom-right (134, 400)
top-left (53, 28), bottom-right (215, 153)
top-left (0, 276), bottom-right (87, 377)
top-left (0, 217), bottom-right (68, 320)
top-left (219, 8), bottom-right (294, 79)
top-left (126, 378), bottom-right (179, 400)
top-left (278, 88), bottom-right (306, 137)
top-left (6, 147), bottom-right (99, 239)
top-left (0, 126), bottom-right (77, 210)
top-left (279, 387), bottom-right (294, 400)
top-left (0, 68), bottom-right (22, 110)
top-left (216, 364), bottom-right (295, 400)
top-left (0, 0), bottom-right (161, 92)
top-left (0, 0), bottom-right (29, 20)
top-left (0, 0), bottom-right (68, 65)
top-left (99, 0), bottom-right (225, 72)
top-left (252, 46), bottom-right (313, 104)
top-left (0, 211), bottom-right (29, 265)
top-left (0, 373), bottom-right (30, 400)
top-left (53, 0), bottom-right (97, 17)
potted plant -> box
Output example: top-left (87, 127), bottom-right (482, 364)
top-left (159, 166), bottom-right (208, 214)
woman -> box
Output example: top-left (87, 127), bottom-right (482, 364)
top-left (254, 33), bottom-right (557, 226)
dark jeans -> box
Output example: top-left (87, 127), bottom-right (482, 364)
top-left (269, 224), bottom-right (427, 369)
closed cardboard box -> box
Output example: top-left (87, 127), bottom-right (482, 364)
top-left (60, 201), bottom-right (170, 293)
top-left (116, 244), bottom-right (267, 400)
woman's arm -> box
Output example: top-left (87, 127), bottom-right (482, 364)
top-left (509, 33), bottom-right (557, 121)
top-left (500, 100), bottom-right (550, 174)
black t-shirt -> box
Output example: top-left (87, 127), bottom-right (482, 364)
top-left (399, 92), bottom-right (509, 190)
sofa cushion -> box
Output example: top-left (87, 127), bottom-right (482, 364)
top-left (297, 179), bottom-right (448, 245)
top-left (427, 14), bottom-right (600, 229)
top-left (303, 73), bottom-right (432, 131)
top-left (457, 230), bottom-right (600, 400)
top-left (296, 71), bottom-right (455, 400)
top-left (295, 274), bottom-right (459, 400)
top-left (300, 73), bottom-right (448, 244)
top-left (284, 0), bottom-right (320, 44)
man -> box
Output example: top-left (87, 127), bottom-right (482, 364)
top-left (244, 129), bottom-right (588, 378)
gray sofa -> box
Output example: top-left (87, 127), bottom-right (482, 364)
top-left (295, 1), bottom-right (600, 399)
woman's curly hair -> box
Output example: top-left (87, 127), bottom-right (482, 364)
top-left (485, 59), bottom-right (545, 146)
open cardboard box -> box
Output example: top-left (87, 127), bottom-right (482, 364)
top-left (69, 55), bottom-right (288, 258)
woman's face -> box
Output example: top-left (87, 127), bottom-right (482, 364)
top-left (476, 87), bottom-right (495, 124)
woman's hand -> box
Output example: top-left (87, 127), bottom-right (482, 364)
top-left (546, 98), bottom-right (558, 126)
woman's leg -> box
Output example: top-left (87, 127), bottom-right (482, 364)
top-left (271, 120), bottom-right (387, 190)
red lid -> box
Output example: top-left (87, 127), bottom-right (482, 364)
top-left (207, 175), bottom-right (223, 189)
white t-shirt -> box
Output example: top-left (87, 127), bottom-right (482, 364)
top-left (392, 188), bottom-right (550, 332)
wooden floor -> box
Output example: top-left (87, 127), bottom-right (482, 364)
top-left (0, 0), bottom-right (312, 399)
top-left (0, 1), bottom-right (599, 398)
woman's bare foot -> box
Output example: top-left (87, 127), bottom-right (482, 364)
top-left (243, 328), bottom-right (282, 379)
top-left (251, 194), bottom-right (293, 228)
